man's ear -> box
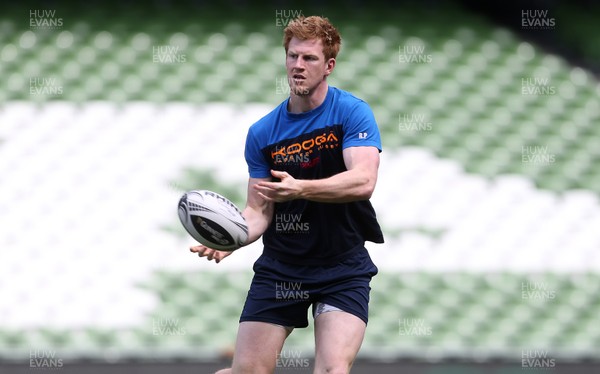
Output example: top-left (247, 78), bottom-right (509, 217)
top-left (324, 58), bottom-right (336, 77)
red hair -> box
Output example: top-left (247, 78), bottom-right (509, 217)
top-left (283, 16), bottom-right (341, 60)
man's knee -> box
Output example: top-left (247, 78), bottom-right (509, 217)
top-left (232, 357), bottom-right (276, 374)
top-left (314, 362), bottom-right (352, 374)
top-left (213, 360), bottom-right (274, 374)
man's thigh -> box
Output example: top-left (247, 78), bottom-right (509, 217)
top-left (313, 310), bottom-right (367, 374)
top-left (231, 321), bottom-right (292, 374)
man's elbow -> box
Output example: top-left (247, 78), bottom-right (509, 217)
top-left (356, 177), bottom-right (377, 200)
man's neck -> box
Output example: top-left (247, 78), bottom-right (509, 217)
top-left (287, 82), bottom-right (329, 114)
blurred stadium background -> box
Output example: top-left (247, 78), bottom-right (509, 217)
top-left (1, 0), bottom-right (599, 373)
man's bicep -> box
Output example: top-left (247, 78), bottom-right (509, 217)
top-left (343, 146), bottom-right (380, 174)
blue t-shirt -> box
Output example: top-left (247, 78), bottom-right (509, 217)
top-left (244, 86), bottom-right (384, 265)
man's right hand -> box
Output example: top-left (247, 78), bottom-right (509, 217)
top-left (190, 245), bottom-right (233, 263)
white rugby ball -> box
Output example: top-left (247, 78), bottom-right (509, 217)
top-left (178, 190), bottom-right (248, 251)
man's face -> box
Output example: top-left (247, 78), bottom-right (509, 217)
top-left (286, 37), bottom-right (334, 96)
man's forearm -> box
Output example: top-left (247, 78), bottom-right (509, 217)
top-left (298, 168), bottom-right (376, 203)
top-left (241, 204), bottom-right (273, 245)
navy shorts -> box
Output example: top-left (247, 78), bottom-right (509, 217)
top-left (239, 247), bottom-right (379, 328)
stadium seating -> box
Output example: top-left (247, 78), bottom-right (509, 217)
top-left (1, 0), bottom-right (599, 363)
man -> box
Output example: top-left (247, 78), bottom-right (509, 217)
top-left (191, 15), bottom-right (384, 374)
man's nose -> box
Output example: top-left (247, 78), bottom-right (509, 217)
top-left (293, 58), bottom-right (305, 70)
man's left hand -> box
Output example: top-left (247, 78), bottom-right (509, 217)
top-left (254, 170), bottom-right (302, 202)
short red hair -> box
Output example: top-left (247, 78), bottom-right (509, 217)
top-left (283, 16), bottom-right (341, 60)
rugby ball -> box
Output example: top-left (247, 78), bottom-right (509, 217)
top-left (178, 190), bottom-right (248, 251)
